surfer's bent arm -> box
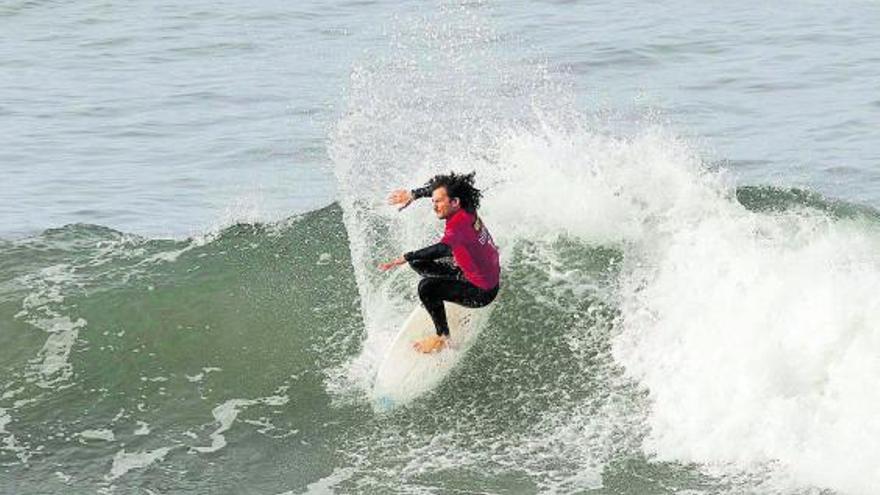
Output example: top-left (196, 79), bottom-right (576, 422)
top-left (378, 243), bottom-right (450, 271)
top-left (403, 242), bottom-right (451, 262)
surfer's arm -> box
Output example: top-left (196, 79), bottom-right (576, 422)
top-left (378, 243), bottom-right (449, 271)
top-left (403, 242), bottom-right (451, 262)
top-left (410, 185), bottom-right (432, 200)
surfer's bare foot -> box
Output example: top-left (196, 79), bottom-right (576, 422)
top-left (413, 334), bottom-right (447, 353)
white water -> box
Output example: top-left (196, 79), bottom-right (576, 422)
top-left (614, 185), bottom-right (880, 493)
top-left (490, 115), bottom-right (880, 493)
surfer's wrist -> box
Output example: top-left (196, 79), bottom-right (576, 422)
top-left (410, 185), bottom-right (432, 200)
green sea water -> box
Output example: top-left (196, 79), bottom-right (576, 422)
top-left (2, 188), bottom-right (878, 493)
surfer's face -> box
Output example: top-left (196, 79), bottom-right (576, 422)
top-left (431, 187), bottom-right (460, 219)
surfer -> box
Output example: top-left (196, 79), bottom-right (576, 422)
top-left (379, 172), bottom-right (500, 353)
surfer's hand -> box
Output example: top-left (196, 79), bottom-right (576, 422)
top-left (378, 256), bottom-right (406, 271)
top-left (413, 334), bottom-right (446, 353)
top-left (388, 189), bottom-right (414, 211)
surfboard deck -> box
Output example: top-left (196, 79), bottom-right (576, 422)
top-left (373, 302), bottom-right (489, 410)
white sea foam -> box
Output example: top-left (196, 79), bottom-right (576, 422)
top-left (134, 421), bottom-right (151, 436)
top-left (0, 408), bottom-right (9, 433)
top-left (17, 264), bottom-right (69, 312)
top-left (300, 467), bottom-right (356, 495)
top-left (79, 429), bottom-right (115, 442)
top-left (185, 366), bottom-right (222, 383)
top-left (1, 407), bottom-right (30, 463)
top-left (13, 264), bottom-right (88, 388)
top-left (192, 393), bottom-right (289, 454)
top-left (140, 376), bottom-right (168, 383)
top-left (614, 206), bottom-right (880, 493)
top-left (0, 388), bottom-right (23, 400)
top-left (31, 316), bottom-right (87, 387)
top-left (185, 373), bottom-right (205, 383)
top-left (0, 408), bottom-right (14, 457)
top-left (107, 447), bottom-right (173, 480)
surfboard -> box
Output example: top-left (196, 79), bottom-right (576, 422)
top-left (373, 302), bottom-right (490, 409)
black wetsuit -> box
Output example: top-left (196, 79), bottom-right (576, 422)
top-left (404, 186), bottom-right (499, 336)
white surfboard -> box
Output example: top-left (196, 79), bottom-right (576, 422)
top-left (373, 302), bottom-right (490, 409)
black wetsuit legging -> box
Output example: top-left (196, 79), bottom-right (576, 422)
top-left (404, 244), bottom-right (499, 337)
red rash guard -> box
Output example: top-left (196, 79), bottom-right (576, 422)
top-left (440, 209), bottom-right (500, 290)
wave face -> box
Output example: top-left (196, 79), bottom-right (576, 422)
top-left (0, 208), bottom-right (365, 492)
top-left (1, 187), bottom-right (879, 493)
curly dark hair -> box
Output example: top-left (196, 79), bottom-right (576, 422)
top-left (427, 171), bottom-right (482, 212)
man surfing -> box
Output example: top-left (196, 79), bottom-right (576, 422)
top-left (378, 172), bottom-right (500, 353)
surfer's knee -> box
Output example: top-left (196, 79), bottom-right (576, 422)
top-left (417, 278), bottom-right (437, 302)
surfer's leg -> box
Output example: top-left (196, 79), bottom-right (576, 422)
top-left (417, 277), bottom-right (453, 336)
top-left (412, 259), bottom-right (467, 337)
top-left (418, 278), bottom-right (499, 336)
top-left (443, 281), bottom-right (499, 309)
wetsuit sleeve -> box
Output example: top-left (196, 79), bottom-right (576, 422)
top-left (403, 242), bottom-right (452, 262)
top-left (410, 185), bottom-right (433, 200)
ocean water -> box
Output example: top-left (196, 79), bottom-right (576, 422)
top-left (2, 1), bottom-right (880, 494)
